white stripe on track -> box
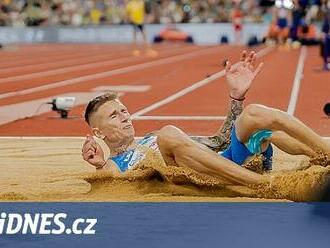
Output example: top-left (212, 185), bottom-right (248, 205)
top-left (0, 46), bottom-right (219, 101)
top-left (132, 115), bottom-right (226, 121)
top-left (131, 46), bottom-right (274, 118)
top-left (0, 46), bottom-right (194, 83)
top-left (0, 55), bottom-right (141, 84)
top-left (0, 45), bottom-right (130, 68)
top-left (287, 46), bottom-right (307, 116)
top-left (0, 51), bottom-right (129, 75)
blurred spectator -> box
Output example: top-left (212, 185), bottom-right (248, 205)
top-left (24, 1), bottom-right (48, 26)
top-left (0, 0), bottom-right (326, 26)
top-left (265, 17), bottom-right (290, 43)
top-left (289, 0), bottom-right (305, 41)
top-left (320, 0), bottom-right (330, 70)
top-left (297, 21), bottom-right (319, 45)
top-left (265, 0), bottom-right (292, 44)
top-left (231, 1), bottom-right (244, 44)
top-left (321, 0), bottom-right (330, 34)
top-left (126, 0), bottom-right (148, 44)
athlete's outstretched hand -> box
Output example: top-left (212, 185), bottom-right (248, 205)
top-left (225, 50), bottom-right (263, 100)
top-left (82, 135), bottom-right (105, 169)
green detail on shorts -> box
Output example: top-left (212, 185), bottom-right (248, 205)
top-left (246, 129), bottom-right (272, 154)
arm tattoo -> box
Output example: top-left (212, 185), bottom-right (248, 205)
top-left (191, 99), bottom-right (243, 152)
top-left (218, 99), bottom-right (243, 142)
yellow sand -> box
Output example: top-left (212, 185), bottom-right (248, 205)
top-left (0, 137), bottom-right (329, 202)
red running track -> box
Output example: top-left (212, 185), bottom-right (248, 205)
top-left (0, 44), bottom-right (328, 137)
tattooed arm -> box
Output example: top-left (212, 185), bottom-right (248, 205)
top-left (216, 98), bottom-right (243, 141)
top-left (191, 50), bottom-right (264, 152)
top-left (191, 98), bottom-right (243, 152)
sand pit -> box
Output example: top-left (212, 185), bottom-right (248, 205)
top-left (0, 137), bottom-right (329, 202)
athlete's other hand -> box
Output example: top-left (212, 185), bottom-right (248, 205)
top-left (225, 50), bottom-right (263, 99)
top-left (82, 135), bottom-right (105, 169)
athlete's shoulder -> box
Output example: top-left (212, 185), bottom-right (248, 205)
top-left (138, 134), bottom-right (158, 150)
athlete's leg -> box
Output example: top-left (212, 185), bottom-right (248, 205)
top-left (235, 104), bottom-right (330, 155)
top-left (133, 27), bottom-right (137, 44)
top-left (270, 131), bottom-right (316, 157)
top-left (141, 28), bottom-right (148, 45)
top-left (156, 125), bottom-right (269, 186)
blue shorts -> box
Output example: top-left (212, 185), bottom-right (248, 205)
top-left (277, 18), bottom-right (288, 29)
top-left (219, 128), bottom-right (273, 171)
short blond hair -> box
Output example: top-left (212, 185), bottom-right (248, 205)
top-left (84, 91), bottom-right (119, 126)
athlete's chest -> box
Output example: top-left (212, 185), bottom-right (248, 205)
top-left (111, 136), bottom-right (159, 172)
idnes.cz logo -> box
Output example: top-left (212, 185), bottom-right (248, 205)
top-left (0, 212), bottom-right (97, 235)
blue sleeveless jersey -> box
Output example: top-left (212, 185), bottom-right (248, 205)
top-left (110, 135), bottom-right (158, 173)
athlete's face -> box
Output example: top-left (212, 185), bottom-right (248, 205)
top-left (91, 100), bottom-right (135, 144)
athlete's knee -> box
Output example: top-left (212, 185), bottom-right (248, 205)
top-left (242, 104), bottom-right (275, 127)
top-left (243, 104), bottom-right (265, 119)
top-left (245, 104), bottom-right (293, 129)
top-left (159, 125), bottom-right (181, 134)
top-left (268, 108), bottom-right (292, 128)
top-left (157, 125), bottom-right (182, 141)
top-left (156, 126), bottom-right (173, 146)
top-left (156, 125), bottom-right (190, 151)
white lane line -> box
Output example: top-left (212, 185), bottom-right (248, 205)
top-left (0, 46), bottom-right (194, 84)
top-left (131, 46), bottom-right (274, 118)
top-left (0, 55), bottom-right (141, 84)
top-left (0, 46), bottom-right (218, 101)
top-left (287, 46), bottom-right (307, 116)
top-left (133, 115), bottom-right (226, 120)
top-left (0, 46), bottom-right (131, 70)
top-left (0, 136), bottom-right (86, 140)
top-left (92, 85), bottom-right (151, 92)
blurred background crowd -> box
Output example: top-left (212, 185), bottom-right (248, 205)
top-left (0, 0), bottom-right (328, 27)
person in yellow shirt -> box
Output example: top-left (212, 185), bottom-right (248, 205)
top-left (90, 8), bottom-right (102, 25)
top-left (126, 0), bottom-right (147, 45)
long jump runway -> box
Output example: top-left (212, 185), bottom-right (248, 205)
top-left (0, 44), bottom-right (328, 137)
